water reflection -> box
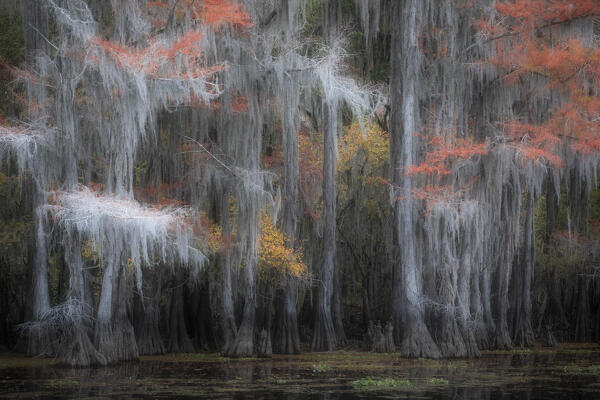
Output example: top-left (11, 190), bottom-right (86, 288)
top-left (1, 348), bottom-right (600, 399)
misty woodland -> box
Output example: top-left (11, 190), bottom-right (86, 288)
top-left (0, 0), bottom-right (599, 369)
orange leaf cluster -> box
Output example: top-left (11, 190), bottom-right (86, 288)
top-left (188, 0), bottom-right (253, 30)
top-left (419, 28), bottom-right (449, 60)
top-left (146, 0), bottom-right (252, 30)
top-left (485, 1), bottom-right (600, 164)
top-left (89, 30), bottom-right (226, 81)
top-left (146, 1), bottom-right (170, 9)
top-left (261, 151), bottom-right (283, 170)
top-left (134, 181), bottom-right (186, 207)
top-left (88, 181), bottom-right (104, 192)
top-left (501, 122), bottom-right (564, 168)
top-left (406, 134), bottom-right (488, 177)
top-left (495, 0), bottom-right (600, 32)
top-left (231, 94), bottom-right (249, 113)
top-left (490, 38), bottom-right (600, 86)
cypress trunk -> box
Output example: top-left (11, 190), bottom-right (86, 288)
top-left (389, 0), bottom-right (440, 359)
top-left (312, 0), bottom-right (341, 352)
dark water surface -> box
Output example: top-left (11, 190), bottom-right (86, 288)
top-left (2, 344), bottom-right (600, 399)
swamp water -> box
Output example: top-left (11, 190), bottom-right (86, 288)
top-left (1, 344), bottom-right (600, 399)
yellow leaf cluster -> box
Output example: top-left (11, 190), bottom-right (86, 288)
top-left (258, 214), bottom-right (308, 279)
top-left (81, 240), bottom-right (99, 262)
top-left (338, 122), bottom-right (389, 175)
top-left (205, 224), bottom-right (223, 253)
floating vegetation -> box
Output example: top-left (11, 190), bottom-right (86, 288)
top-left (351, 377), bottom-right (412, 390)
top-left (141, 353), bottom-right (235, 363)
top-left (561, 364), bottom-right (600, 377)
top-left (484, 348), bottom-right (533, 355)
top-left (45, 378), bottom-right (80, 388)
top-left (426, 378), bottom-right (449, 386)
top-left (1, 346), bottom-right (600, 399)
top-left (312, 363), bottom-right (331, 373)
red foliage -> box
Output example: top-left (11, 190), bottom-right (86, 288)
top-left (481, 1), bottom-right (600, 165)
top-left (402, 120), bottom-right (487, 212)
top-left (89, 30), bottom-right (227, 82)
top-left (406, 134), bottom-right (488, 177)
top-left (166, 30), bottom-right (204, 59)
top-left (420, 28), bottom-right (449, 60)
top-left (88, 182), bottom-right (104, 192)
top-left (304, 210), bottom-right (322, 221)
top-left (495, 0), bottom-right (600, 31)
top-left (499, 122), bottom-right (564, 168)
top-left (146, 0), bottom-right (252, 30)
top-left (261, 151), bottom-right (283, 170)
top-left (146, 1), bottom-right (170, 9)
top-left (188, 0), bottom-right (253, 30)
top-left (134, 181), bottom-right (186, 207)
top-left (232, 94), bottom-right (249, 113)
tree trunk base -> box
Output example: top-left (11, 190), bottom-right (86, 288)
top-left (401, 318), bottom-right (441, 359)
top-left (57, 328), bottom-right (106, 367)
top-left (273, 288), bottom-right (300, 355)
top-left (473, 321), bottom-right (490, 350)
top-left (513, 320), bottom-right (535, 348)
top-left (257, 329), bottom-right (272, 358)
top-left (95, 317), bottom-right (139, 364)
top-left (459, 321), bottom-right (481, 358)
top-left (367, 321), bottom-right (395, 353)
top-left (226, 322), bottom-right (254, 358)
top-left (26, 327), bottom-right (56, 358)
top-left (493, 324), bottom-right (513, 350)
top-left (220, 316), bottom-right (237, 355)
top-left (541, 325), bottom-right (557, 347)
top-left (167, 330), bottom-right (195, 353)
top-left (437, 316), bottom-right (468, 358)
top-left (312, 309), bottom-right (337, 352)
top-left (137, 326), bottom-right (165, 355)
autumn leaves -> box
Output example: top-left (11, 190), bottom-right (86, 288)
top-left (399, 0), bottom-right (600, 212)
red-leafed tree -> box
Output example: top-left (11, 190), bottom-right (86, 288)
top-left (402, 129), bottom-right (488, 213)
top-left (482, 1), bottom-right (600, 166)
top-left (14, 0), bottom-right (257, 367)
top-left (476, 0), bottom-right (600, 350)
top-left (146, 0), bottom-right (252, 30)
top-left (387, 0), bottom-right (600, 358)
top-left (90, 30), bottom-right (226, 81)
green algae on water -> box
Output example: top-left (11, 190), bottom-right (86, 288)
top-left (351, 377), bottom-right (412, 390)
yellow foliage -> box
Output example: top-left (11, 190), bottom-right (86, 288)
top-left (336, 122), bottom-right (390, 216)
top-left (205, 223), bottom-right (223, 253)
top-left (338, 122), bottom-right (389, 173)
top-left (81, 240), bottom-right (99, 261)
top-left (191, 212), bottom-right (227, 254)
top-left (258, 213), bottom-right (308, 279)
